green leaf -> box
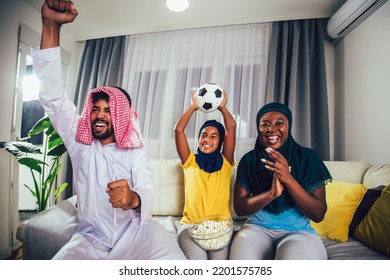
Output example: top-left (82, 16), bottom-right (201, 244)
top-left (45, 125), bottom-right (55, 137)
top-left (18, 157), bottom-right (46, 173)
top-left (54, 183), bottom-right (68, 197)
top-left (44, 162), bottom-right (62, 187)
top-left (29, 169), bottom-right (40, 204)
top-left (0, 141), bottom-right (41, 157)
top-left (48, 143), bottom-right (67, 158)
top-left (28, 116), bottom-right (51, 136)
top-left (23, 184), bottom-right (37, 198)
top-left (48, 131), bottom-right (63, 149)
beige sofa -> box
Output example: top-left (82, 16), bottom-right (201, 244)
top-left (17, 159), bottom-right (390, 260)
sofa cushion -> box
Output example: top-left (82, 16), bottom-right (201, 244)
top-left (22, 197), bottom-right (78, 259)
top-left (363, 164), bottom-right (390, 188)
top-left (321, 236), bottom-right (390, 260)
top-left (353, 185), bottom-right (390, 257)
top-left (323, 161), bottom-right (371, 184)
top-left (152, 215), bottom-right (181, 239)
top-left (349, 185), bottom-right (385, 234)
top-left (311, 181), bottom-right (367, 242)
top-left (229, 163), bottom-right (248, 220)
top-left (150, 159), bottom-right (184, 216)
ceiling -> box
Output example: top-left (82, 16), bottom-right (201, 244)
top-left (23, 0), bottom-right (347, 41)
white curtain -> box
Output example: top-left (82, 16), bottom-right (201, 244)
top-left (122, 23), bottom-right (272, 160)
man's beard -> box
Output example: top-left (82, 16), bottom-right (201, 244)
top-left (92, 128), bottom-right (113, 140)
top-left (91, 120), bottom-right (114, 140)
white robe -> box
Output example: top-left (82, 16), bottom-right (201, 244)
top-left (32, 47), bottom-right (186, 260)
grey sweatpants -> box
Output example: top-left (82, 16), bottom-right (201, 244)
top-left (178, 223), bottom-right (230, 260)
top-left (229, 223), bottom-right (327, 260)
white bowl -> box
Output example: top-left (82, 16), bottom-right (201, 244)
top-left (188, 215), bottom-right (233, 251)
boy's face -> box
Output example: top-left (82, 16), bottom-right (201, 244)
top-left (198, 126), bottom-right (220, 154)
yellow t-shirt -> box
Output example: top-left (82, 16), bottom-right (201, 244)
top-left (180, 152), bottom-right (233, 224)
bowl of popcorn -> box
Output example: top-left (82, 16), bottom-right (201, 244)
top-left (188, 215), bottom-right (233, 251)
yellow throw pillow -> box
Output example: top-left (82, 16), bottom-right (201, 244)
top-left (311, 181), bottom-right (367, 242)
top-left (353, 185), bottom-right (390, 256)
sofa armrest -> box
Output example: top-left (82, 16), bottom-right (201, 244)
top-left (17, 196), bottom-right (78, 260)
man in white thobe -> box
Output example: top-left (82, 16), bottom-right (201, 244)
top-left (34, 0), bottom-right (186, 260)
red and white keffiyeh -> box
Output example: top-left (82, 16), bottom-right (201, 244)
top-left (75, 86), bottom-right (143, 148)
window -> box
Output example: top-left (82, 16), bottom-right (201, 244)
top-left (123, 23), bottom-right (271, 159)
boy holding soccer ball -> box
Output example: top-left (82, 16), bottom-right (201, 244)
top-left (174, 89), bottom-right (236, 259)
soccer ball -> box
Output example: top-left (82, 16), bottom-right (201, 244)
top-left (195, 83), bottom-right (224, 113)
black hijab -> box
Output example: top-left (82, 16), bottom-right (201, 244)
top-left (195, 120), bottom-right (225, 173)
top-left (236, 102), bottom-right (332, 214)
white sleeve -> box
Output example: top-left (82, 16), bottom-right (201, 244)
top-left (32, 47), bottom-right (79, 153)
top-left (130, 148), bottom-right (155, 223)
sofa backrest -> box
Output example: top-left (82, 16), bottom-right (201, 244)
top-left (323, 161), bottom-right (371, 184)
top-left (149, 159), bottom-right (184, 216)
top-left (362, 163), bottom-right (390, 188)
top-left (149, 159), bottom-right (390, 217)
top-left (324, 161), bottom-right (390, 189)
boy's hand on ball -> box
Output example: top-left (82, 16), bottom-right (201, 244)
top-left (191, 90), bottom-right (200, 110)
top-left (218, 90), bottom-right (228, 110)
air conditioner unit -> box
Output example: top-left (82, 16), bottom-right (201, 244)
top-left (327, 0), bottom-right (388, 41)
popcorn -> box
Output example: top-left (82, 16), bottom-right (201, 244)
top-left (190, 218), bottom-right (233, 251)
top-left (192, 219), bottom-right (230, 235)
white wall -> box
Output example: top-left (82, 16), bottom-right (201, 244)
top-left (0, 0), bottom-right (81, 259)
top-left (341, 2), bottom-right (390, 165)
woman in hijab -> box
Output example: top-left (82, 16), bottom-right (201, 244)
top-left (229, 102), bottom-right (332, 260)
top-left (174, 89), bottom-right (236, 260)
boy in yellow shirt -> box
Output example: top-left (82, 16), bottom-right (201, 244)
top-left (174, 89), bottom-right (236, 259)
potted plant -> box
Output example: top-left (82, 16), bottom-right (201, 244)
top-left (0, 116), bottom-right (68, 212)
